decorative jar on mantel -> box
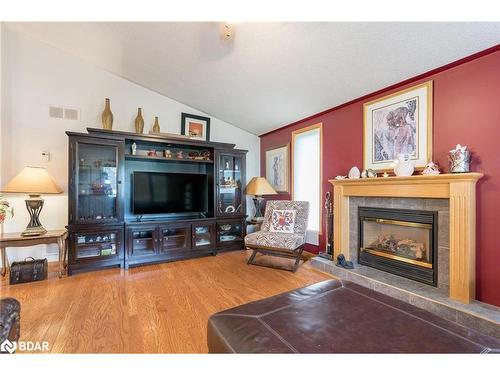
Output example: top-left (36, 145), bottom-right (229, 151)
top-left (448, 144), bottom-right (471, 173)
top-left (393, 153), bottom-right (414, 177)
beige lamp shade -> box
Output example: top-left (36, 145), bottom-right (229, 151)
top-left (2, 166), bottom-right (63, 195)
top-left (246, 177), bottom-right (277, 196)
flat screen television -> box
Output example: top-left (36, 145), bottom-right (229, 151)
top-left (133, 171), bottom-right (208, 215)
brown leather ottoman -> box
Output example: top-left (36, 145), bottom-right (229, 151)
top-left (207, 279), bottom-right (500, 353)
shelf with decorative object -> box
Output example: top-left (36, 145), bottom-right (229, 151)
top-left (67, 225), bottom-right (124, 275)
top-left (215, 150), bottom-right (246, 217)
top-left (217, 218), bottom-right (246, 252)
top-left (124, 154), bottom-right (214, 164)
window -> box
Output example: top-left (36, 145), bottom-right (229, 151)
top-left (292, 123), bottom-right (322, 245)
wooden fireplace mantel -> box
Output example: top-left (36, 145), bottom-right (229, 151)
top-left (329, 173), bottom-right (483, 304)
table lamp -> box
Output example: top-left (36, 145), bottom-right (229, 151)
top-left (2, 166), bottom-right (63, 236)
top-left (245, 177), bottom-right (277, 222)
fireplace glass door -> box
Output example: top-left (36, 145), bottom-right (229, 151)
top-left (358, 207), bottom-right (437, 286)
top-left (361, 218), bottom-right (432, 268)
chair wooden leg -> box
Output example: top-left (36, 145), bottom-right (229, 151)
top-left (247, 249), bottom-right (258, 265)
top-left (247, 246), bottom-right (305, 273)
top-left (292, 247), bottom-right (304, 273)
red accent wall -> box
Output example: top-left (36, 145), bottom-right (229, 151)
top-left (260, 48), bottom-right (500, 306)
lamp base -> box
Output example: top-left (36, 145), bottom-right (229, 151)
top-left (251, 196), bottom-right (265, 222)
top-left (21, 195), bottom-right (47, 237)
top-left (21, 226), bottom-right (47, 237)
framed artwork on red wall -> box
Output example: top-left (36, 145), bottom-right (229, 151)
top-left (363, 81), bottom-right (433, 172)
top-left (265, 143), bottom-right (290, 193)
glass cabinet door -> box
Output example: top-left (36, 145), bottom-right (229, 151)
top-left (217, 154), bottom-right (244, 215)
top-left (192, 223), bottom-right (215, 249)
top-left (217, 221), bottom-right (244, 245)
top-left (74, 230), bottom-right (120, 260)
top-left (129, 229), bottom-right (157, 258)
top-left (75, 140), bottom-right (121, 223)
top-left (159, 226), bottom-right (189, 253)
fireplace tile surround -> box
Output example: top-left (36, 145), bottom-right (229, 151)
top-left (351, 197), bottom-right (447, 289)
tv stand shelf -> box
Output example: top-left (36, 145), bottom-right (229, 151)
top-left (66, 127), bottom-right (247, 275)
top-left (124, 154), bottom-right (214, 164)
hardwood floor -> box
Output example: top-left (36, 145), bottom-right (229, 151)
top-left (0, 251), bottom-right (330, 353)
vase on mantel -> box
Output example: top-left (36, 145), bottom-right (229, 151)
top-left (152, 116), bottom-right (160, 133)
top-left (135, 107), bottom-right (144, 134)
top-left (393, 153), bottom-right (414, 176)
top-left (101, 98), bottom-right (113, 130)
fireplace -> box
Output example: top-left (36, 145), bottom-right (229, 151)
top-left (358, 207), bottom-right (438, 286)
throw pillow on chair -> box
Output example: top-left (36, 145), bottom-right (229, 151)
top-left (269, 209), bottom-right (296, 234)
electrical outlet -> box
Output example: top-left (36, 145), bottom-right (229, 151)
top-left (41, 151), bottom-right (51, 162)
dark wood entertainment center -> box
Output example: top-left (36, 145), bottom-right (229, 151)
top-left (66, 128), bottom-right (247, 275)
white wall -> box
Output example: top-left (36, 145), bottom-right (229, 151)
top-left (0, 26), bottom-right (260, 265)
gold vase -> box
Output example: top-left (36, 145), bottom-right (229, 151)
top-left (135, 107), bottom-right (144, 134)
top-left (152, 116), bottom-right (160, 133)
top-left (101, 98), bottom-right (113, 130)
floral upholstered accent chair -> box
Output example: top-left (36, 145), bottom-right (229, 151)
top-left (245, 200), bottom-right (309, 272)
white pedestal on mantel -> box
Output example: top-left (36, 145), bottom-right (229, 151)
top-left (329, 173), bottom-right (483, 304)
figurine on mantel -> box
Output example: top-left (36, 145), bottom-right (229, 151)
top-left (361, 169), bottom-right (378, 178)
top-left (422, 161), bottom-right (441, 175)
top-left (339, 167), bottom-right (377, 180)
top-left (348, 166), bottom-right (361, 179)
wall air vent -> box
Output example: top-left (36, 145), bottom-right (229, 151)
top-left (64, 108), bottom-right (79, 121)
top-left (49, 106), bottom-right (64, 119)
top-left (49, 106), bottom-right (79, 121)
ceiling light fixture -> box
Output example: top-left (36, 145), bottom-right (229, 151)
top-left (220, 22), bottom-right (234, 40)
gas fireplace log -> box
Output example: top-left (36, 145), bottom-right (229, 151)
top-left (369, 234), bottom-right (426, 260)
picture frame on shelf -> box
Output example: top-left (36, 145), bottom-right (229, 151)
top-left (363, 81), bottom-right (433, 172)
top-left (265, 143), bottom-right (290, 193)
top-left (181, 112), bottom-right (211, 141)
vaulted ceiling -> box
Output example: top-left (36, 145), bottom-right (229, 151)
top-left (6, 22), bottom-right (500, 135)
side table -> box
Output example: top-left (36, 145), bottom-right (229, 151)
top-left (246, 220), bottom-right (262, 234)
top-left (0, 230), bottom-right (68, 278)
